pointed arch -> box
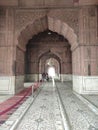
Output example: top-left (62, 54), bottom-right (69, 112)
top-left (38, 50), bottom-right (62, 62)
top-left (17, 16), bottom-right (78, 50)
top-left (38, 50), bottom-right (62, 76)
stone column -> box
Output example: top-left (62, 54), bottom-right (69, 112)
top-left (73, 6), bottom-right (98, 94)
top-left (0, 8), bottom-right (16, 94)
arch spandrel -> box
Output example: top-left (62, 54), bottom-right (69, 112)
top-left (17, 15), bottom-right (78, 51)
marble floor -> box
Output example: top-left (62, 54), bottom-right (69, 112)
top-left (0, 81), bottom-right (98, 130)
top-left (15, 82), bottom-right (65, 130)
top-left (56, 82), bottom-right (98, 130)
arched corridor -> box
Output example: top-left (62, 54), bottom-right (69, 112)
top-left (0, 5), bottom-right (98, 95)
top-left (25, 30), bottom-right (72, 82)
top-left (0, 1), bottom-right (98, 130)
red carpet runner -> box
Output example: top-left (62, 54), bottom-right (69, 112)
top-left (0, 82), bottom-right (40, 125)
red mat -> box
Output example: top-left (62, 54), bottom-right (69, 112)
top-left (0, 82), bottom-right (41, 125)
top-left (0, 87), bottom-right (32, 125)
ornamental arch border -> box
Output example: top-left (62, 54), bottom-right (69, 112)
top-left (17, 15), bottom-right (78, 51)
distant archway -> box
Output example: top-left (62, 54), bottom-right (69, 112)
top-left (38, 51), bottom-right (61, 81)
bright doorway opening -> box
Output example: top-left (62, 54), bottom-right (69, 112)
top-left (48, 66), bottom-right (56, 78)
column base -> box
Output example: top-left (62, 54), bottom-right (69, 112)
top-left (0, 76), bottom-right (25, 95)
top-left (0, 76), bottom-right (15, 94)
top-left (73, 75), bottom-right (98, 94)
